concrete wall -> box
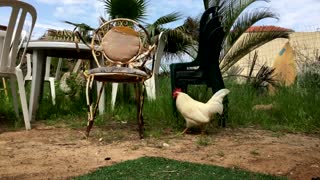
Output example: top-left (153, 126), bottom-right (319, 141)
top-left (234, 32), bottom-right (320, 77)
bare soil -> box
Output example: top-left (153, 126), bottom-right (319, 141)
top-left (0, 122), bottom-right (319, 180)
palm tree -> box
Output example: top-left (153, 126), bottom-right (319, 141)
top-left (170, 16), bottom-right (200, 60)
top-left (189, 0), bottom-right (291, 74)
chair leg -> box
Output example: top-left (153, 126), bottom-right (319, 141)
top-left (16, 70), bottom-right (31, 130)
top-left (145, 76), bottom-right (156, 100)
top-left (72, 59), bottom-right (82, 73)
top-left (85, 76), bottom-right (105, 137)
top-left (134, 82), bottom-right (145, 139)
top-left (85, 77), bottom-right (93, 137)
top-left (55, 58), bottom-right (63, 80)
top-left (9, 77), bottom-right (19, 118)
top-left (2, 78), bottom-right (8, 97)
top-left (48, 77), bottom-right (56, 105)
top-left (111, 83), bottom-right (118, 110)
top-left (96, 82), bottom-right (105, 115)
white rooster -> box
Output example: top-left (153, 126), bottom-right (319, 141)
top-left (173, 88), bottom-right (230, 134)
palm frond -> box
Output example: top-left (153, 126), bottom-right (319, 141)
top-left (152, 12), bottom-right (182, 27)
top-left (252, 63), bottom-right (277, 89)
top-left (63, 21), bottom-right (95, 42)
top-left (247, 50), bottom-right (259, 82)
top-left (163, 29), bottom-right (196, 60)
top-left (182, 16), bottom-right (200, 41)
top-left (146, 12), bottom-right (182, 37)
top-left (99, 16), bottom-right (108, 24)
top-left (204, 0), bottom-right (222, 9)
top-left (63, 21), bottom-right (94, 31)
top-left (220, 29), bottom-right (290, 73)
top-left (225, 65), bottom-right (244, 78)
top-left (221, 0), bottom-right (270, 33)
top-left (225, 8), bottom-right (278, 49)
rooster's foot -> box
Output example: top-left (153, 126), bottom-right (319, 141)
top-left (182, 128), bottom-right (188, 135)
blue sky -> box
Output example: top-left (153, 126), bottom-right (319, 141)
top-left (1, 0), bottom-right (320, 39)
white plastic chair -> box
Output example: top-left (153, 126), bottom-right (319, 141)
top-left (111, 32), bottom-right (166, 109)
top-left (1, 77), bottom-right (8, 96)
top-left (0, 1), bottom-right (37, 130)
top-left (0, 33), bottom-right (8, 97)
top-left (24, 55), bottom-right (62, 105)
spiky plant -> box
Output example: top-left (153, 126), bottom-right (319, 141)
top-left (252, 64), bottom-right (277, 90)
top-left (100, 0), bottom-right (148, 22)
top-left (244, 51), bottom-right (278, 91)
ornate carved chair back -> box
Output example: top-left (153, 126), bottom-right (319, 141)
top-left (85, 18), bottom-right (156, 139)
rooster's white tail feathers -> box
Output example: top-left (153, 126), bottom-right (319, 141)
top-left (207, 89), bottom-right (230, 104)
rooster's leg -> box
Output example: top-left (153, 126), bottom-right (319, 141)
top-left (182, 127), bottom-right (188, 134)
top-left (200, 125), bottom-right (206, 135)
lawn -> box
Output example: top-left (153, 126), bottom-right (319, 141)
top-left (75, 156), bottom-right (286, 180)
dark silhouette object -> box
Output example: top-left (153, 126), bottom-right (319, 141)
top-left (170, 6), bottom-right (228, 127)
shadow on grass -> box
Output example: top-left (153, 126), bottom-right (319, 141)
top-left (74, 156), bottom-right (287, 180)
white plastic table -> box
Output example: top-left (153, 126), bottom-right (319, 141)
top-left (23, 40), bottom-right (98, 120)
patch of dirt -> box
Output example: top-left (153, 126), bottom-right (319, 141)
top-left (0, 122), bottom-right (320, 180)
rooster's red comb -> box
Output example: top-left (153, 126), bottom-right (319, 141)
top-left (172, 88), bottom-right (182, 98)
top-left (173, 88), bottom-right (182, 93)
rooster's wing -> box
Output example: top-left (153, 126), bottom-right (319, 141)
top-left (176, 93), bottom-right (211, 127)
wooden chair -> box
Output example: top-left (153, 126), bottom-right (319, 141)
top-left (85, 18), bottom-right (156, 138)
top-left (0, 0), bottom-right (37, 130)
top-left (170, 6), bottom-right (227, 127)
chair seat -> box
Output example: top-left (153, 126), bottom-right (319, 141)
top-left (88, 66), bottom-right (150, 82)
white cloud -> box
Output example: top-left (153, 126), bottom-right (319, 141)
top-left (31, 21), bottom-right (75, 39)
top-left (146, 0), bottom-right (203, 28)
top-left (53, 6), bottom-right (87, 19)
top-left (35, 21), bottom-right (72, 30)
top-left (92, 1), bottom-right (107, 22)
top-left (261, 0), bottom-right (320, 31)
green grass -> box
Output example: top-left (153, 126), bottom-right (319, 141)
top-left (1, 73), bottom-right (320, 134)
top-left (226, 79), bottom-right (320, 133)
top-left (74, 156), bottom-right (286, 180)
